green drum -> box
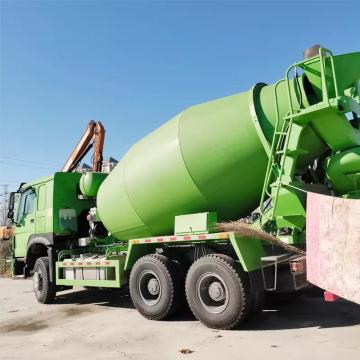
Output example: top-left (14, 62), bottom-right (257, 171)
top-left (96, 57), bottom-right (346, 240)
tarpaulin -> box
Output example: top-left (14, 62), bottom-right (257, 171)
top-left (306, 192), bottom-right (360, 304)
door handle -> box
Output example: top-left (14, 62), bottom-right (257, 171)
top-left (30, 219), bottom-right (34, 223)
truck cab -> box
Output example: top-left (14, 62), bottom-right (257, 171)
top-left (9, 172), bottom-right (95, 277)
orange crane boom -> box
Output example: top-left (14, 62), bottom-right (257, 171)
top-left (62, 121), bottom-right (105, 172)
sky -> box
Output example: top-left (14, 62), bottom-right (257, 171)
top-left (0, 0), bottom-right (359, 192)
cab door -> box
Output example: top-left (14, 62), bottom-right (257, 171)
top-left (13, 188), bottom-right (36, 258)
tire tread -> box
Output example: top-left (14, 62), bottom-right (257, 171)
top-left (34, 256), bottom-right (56, 304)
top-left (185, 253), bottom-right (249, 330)
top-left (129, 253), bottom-right (181, 320)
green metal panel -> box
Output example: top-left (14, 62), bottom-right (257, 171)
top-left (52, 172), bottom-right (94, 234)
top-left (174, 212), bottom-right (217, 235)
top-left (229, 233), bottom-right (265, 272)
top-left (124, 242), bottom-right (158, 271)
top-left (56, 260), bottom-right (122, 288)
top-left (122, 231), bottom-right (264, 272)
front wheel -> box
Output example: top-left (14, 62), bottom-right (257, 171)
top-left (33, 257), bottom-right (56, 304)
top-left (185, 254), bottom-right (250, 329)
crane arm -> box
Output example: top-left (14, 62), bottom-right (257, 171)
top-left (92, 122), bottom-right (105, 172)
top-left (62, 120), bottom-right (105, 172)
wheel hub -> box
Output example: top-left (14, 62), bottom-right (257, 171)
top-left (208, 281), bottom-right (226, 302)
top-left (138, 270), bottom-right (162, 306)
top-left (147, 278), bottom-right (160, 295)
top-left (196, 272), bottom-right (229, 314)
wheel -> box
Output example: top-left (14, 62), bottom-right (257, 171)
top-left (213, 253), bottom-right (261, 317)
top-left (129, 254), bottom-right (183, 320)
top-left (33, 257), bottom-right (56, 304)
top-left (185, 254), bottom-right (250, 329)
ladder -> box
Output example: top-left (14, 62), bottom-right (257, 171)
top-left (258, 82), bottom-right (295, 220)
top-left (259, 47), bottom-right (339, 223)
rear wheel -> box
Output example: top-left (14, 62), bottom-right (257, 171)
top-left (33, 257), bottom-right (56, 304)
top-left (129, 254), bottom-right (183, 320)
top-left (185, 254), bottom-right (250, 329)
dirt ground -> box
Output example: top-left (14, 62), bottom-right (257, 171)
top-left (0, 278), bottom-right (359, 360)
top-left (0, 241), bottom-right (12, 277)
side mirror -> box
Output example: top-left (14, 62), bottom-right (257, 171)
top-left (8, 192), bottom-right (15, 210)
top-left (7, 192), bottom-right (18, 223)
top-left (7, 210), bottom-right (14, 221)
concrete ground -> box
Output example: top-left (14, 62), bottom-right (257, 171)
top-left (0, 278), bottom-right (359, 360)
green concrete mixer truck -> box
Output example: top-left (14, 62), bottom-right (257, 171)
top-left (8, 46), bottom-right (360, 329)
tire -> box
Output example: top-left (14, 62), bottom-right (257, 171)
top-left (129, 254), bottom-right (183, 320)
top-left (210, 253), bottom-right (256, 318)
top-left (33, 257), bottom-right (56, 304)
top-left (185, 254), bottom-right (250, 329)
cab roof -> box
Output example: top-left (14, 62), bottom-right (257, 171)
top-left (21, 172), bottom-right (82, 190)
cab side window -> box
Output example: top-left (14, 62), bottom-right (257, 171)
top-left (37, 185), bottom-right (46, 210)
top-left (16, 189), bottom-right (36, 222)
top-left (24, 192), bottom-right (36, 215)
